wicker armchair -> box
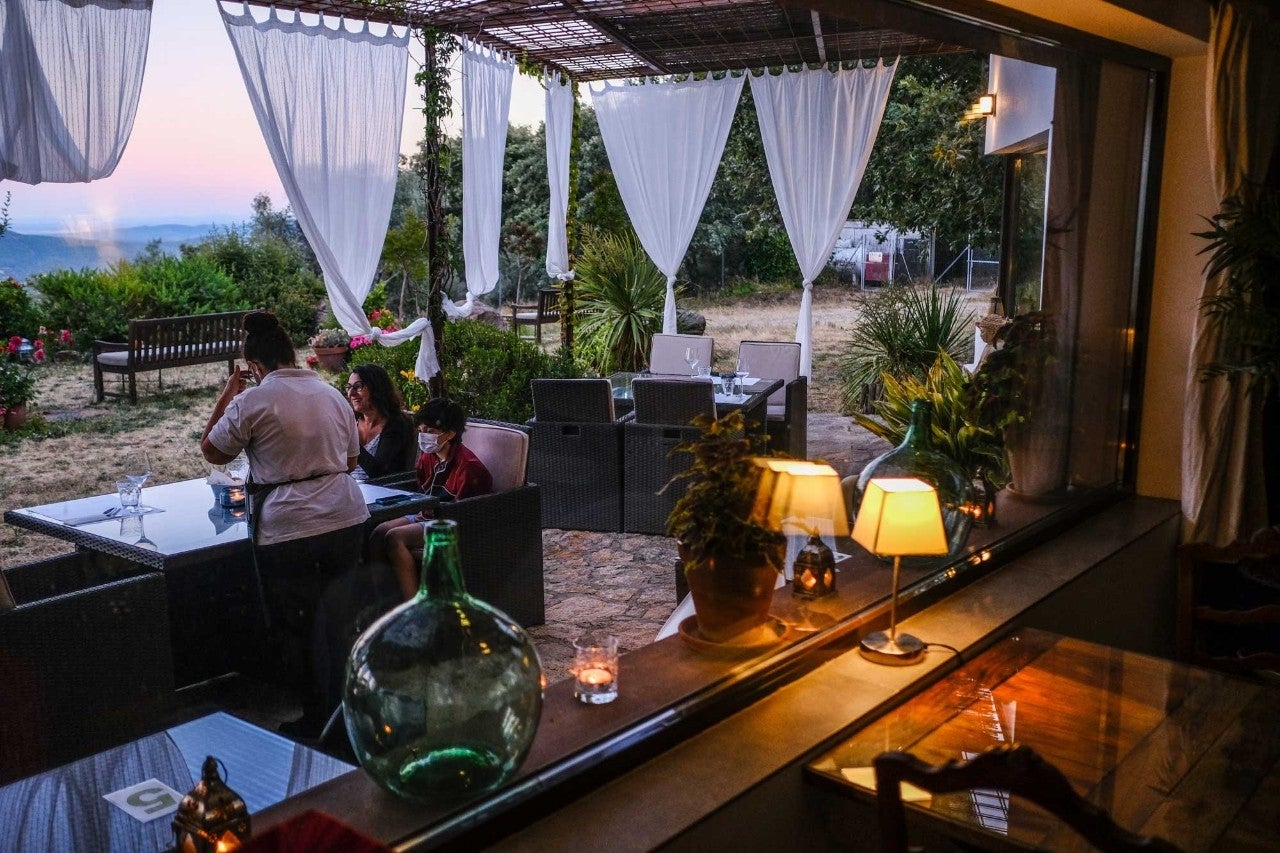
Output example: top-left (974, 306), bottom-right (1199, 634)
top-left (383, 419), bottom-right (545, 627)
top-left (528, 379), bottom-right (624, 532)
top-left (622, 379), bottom-right (716, 534)
top-left (738, 340), bottom-right (806, 457)
top-left (0, 560), bottom-right (174, 785)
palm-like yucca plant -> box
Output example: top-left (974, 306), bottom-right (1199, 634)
top-left (838, 283), bottom-right (974, 413)
top-left (1196, 190), bottom-right (1280, 392)
top-left (854, 351), bottom-right (1008, 490)
top-left (574, 227), bottom-right (667, 374)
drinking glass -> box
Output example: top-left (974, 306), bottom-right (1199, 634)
top-left (226, 453), bottom-right (250, 483)
top-left (684, 347), bottom-right (699, 375)
top-left (123, 449), bottom-right (152, 488)
top-left (116, 480), bottom-right (141, 510)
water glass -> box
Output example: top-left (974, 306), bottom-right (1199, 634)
top-left (116, 480), bottom-right (141, 510)
top-left (572, 634), bottom-right (619, 705)
top-left (696, 366), bottom-right (712, 378)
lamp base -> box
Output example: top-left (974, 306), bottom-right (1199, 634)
top-left (859, 630), bottom-right (926, 665)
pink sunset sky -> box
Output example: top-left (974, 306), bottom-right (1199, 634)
top-left (4, 2), bottom-right (546, 234)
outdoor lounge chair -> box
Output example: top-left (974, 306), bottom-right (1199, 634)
top-left (648, 333), bottom-right (714, 376)
top-left (0, 556), bottom-right (174, 785)
top-left (528, 378), bottom-right (624, 532)
top-left (623, 379), bottom-right (716, 534)
top-left (385, 419), bottom-right (544, 627)
top-left (738, 340), bottom-right (807, 457)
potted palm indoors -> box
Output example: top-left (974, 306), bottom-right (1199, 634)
top-left (666, 411), bottom-right (786, 644)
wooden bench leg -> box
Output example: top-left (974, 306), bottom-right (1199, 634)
top-left (93, 363), bottom-right (105, 403)
top-left (128, 371), bottom-right (137, 404)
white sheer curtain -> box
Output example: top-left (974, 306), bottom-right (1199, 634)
top-left (445, 41), bottom-right (514, 319)
top-left (545, 71), bottom-right (574, 283)
top-left (749, 62), bottom-right (896, 376)
top-left (591, 75), bottom-right (744, 333)
top-left (0, 0), bottom-right (151, 184)
top-left (219, 6), bottom-right (430, 376)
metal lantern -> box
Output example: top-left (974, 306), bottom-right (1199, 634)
top-left (172, 756), bottom-right (251, 853)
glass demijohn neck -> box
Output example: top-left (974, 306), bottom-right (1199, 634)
top-left (420, 519), bottom-right (466, 598)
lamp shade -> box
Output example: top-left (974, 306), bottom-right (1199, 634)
top-left (851, 478), bottom-right (947, 557)
top-left (752, 459), bottom-right (850, 537)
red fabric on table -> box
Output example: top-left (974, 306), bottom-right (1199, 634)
top-left (237, 810), bottom-right (391, 853)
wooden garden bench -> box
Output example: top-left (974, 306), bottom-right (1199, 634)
top-left (92, 310), bottom-right (249, 403)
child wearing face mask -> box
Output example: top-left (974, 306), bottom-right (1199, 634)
top-left (367, 398), bottom-right (492, 598)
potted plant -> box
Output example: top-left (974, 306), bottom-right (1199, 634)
top-left (855, 351), bottom-right (1008, 525)
top-left (969, 312), bottom-right (1066, 498)
top-left (308, 327), bottom-right (351, 371)
top-left (666, 411), bottom-right (786, 644)
top-left (0, 360), bottom-right (37, 430)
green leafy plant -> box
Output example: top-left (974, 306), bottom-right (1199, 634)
top-left (0, 360), bottom-right (38, 409)
top-left (838, 283), bottom-right (974, 413)
top-left (1195, 190), bottom-right (1280, 391)
top-left (0, 278), bottom-right (41, 340)
top-left (666, 411), bottom-right (785, 567)
top-left (574, 227), bottom-right (666, 373)
top-left (348, 318), bottom-right (581, 423)
top-left (855, 351), bottom-right (1008, 489)
top-left (969, 312), bottom-right (1053, 436)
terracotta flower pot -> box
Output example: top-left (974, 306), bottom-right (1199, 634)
top-left (3, 403), bottom-right (28, 430)
top-left (680, 543), bottom-right (782, 643)
top-left (312, 345), bottom-right (349, 371)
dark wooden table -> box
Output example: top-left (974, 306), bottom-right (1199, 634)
top-left (806, 629), bottom-right (1280, 851)
top-left (0, 712), bottom-right (352, 853)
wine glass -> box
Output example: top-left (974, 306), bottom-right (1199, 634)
top-left (735, 355), bottom-right (750, 387)
top-left (123, 449), bottom-right (153, 488)
top-left (684, 347), bottom-right (699, 375)
top-left (226, 453), bottom-right (250, 483)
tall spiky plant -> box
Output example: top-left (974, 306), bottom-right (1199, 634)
top-left (574, 227), bottom-right (666, 373)
top-left (1196, 190), bottom-right (1280, 392)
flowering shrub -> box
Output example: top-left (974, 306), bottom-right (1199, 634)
top-left (0, 278), bottom-right (41, 343)
top-left (350, 334), bottom-right (374, 350)
top-left (308, 327), bottom-right (351, 348)
top-left (368, 308), bottom-right (399, 332)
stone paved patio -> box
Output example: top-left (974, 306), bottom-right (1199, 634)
top-left (525, 412), bottom-right (890, 682)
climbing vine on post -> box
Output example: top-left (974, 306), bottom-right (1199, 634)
top-left (413, 26), bottom-right (458, 397)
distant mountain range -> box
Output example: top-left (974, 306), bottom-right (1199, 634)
top-left (0, 223), bottom-right (228, 282)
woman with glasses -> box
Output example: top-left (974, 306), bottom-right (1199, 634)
top-left (344, 364), bottom-right (414, 482)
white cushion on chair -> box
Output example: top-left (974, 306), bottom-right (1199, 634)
top-left (739, 341), bottom-right (799, 407)
top-left (650, 333), bottom-right (713, 375)
top-left (464, 421), bottom-right (528, 492)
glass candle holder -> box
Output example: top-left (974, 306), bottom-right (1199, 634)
top-left (572, 634), bottom-right (619, 705)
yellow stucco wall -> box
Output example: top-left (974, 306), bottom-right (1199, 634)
top-left (1136, 54), bottom-right (1217, 499)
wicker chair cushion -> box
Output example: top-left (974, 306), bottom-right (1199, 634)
top-left (465, 421), bottom-right (528, 491)
top-left (0, 571), bottom-right (13, 612)
top-left (739, 341), bottom-right (800, 407)
top-left (650, 333), bottom-right (713, 376)
top-left (532, 378), bottom-right (616, 422)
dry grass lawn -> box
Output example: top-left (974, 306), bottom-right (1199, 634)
top-left (0, 283), bottom-right (991, 568)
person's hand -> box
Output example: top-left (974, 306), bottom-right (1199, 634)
top-left (220, 364), bottom-right (252, 401)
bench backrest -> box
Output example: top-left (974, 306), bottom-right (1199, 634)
top-left (126, 311), bottom-right (248, 367)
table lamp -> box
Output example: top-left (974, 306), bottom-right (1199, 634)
top-left (851, 478), bottom-right (948, 665)
top-left (754, 460), bottom-right (849, 598)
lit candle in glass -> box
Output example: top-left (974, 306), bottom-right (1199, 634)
top-left (572, 635), bottom-right (619, 704)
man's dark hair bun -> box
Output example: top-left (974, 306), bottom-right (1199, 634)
top-left (243, 310), bottom-right (280, 335)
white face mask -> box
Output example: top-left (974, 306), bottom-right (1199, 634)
top-left (418, 433), bottom-right (440, 454)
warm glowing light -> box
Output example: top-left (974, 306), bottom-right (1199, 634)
top-left (576, 667), bottom-right (614, 687)
top-left (852, 479), bottom-right (948, 557)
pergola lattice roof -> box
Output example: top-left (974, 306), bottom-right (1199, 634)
top-left (259, 1), bottom-right (967, 80)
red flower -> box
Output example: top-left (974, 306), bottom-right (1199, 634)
top-left (59, 329), bottom-right (72, 345)
top-left (33, 339), bottom-right (43, 349)
top-left (305, 355), bottom-right (319, 368)
top-left (33, 349), bottom-right (45, 363)
top-left (7, 336), bottom-right (19, 353)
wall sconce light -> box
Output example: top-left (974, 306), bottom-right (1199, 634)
top-left (963, 92), bottom-right (996, 121)
top-left (851, 478), bottom-right (947, 665)
top-left (754, 459), bottom-right (849, 598)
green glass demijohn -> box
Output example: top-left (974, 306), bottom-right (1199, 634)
top-left (853, 398), bottom-right (974, 560)
top-left (343, 519), bottom-right (543, 800)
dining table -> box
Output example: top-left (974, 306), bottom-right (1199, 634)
top-left (4, 478), bottom-right (433, 685)
top-left (608, 372), bottom-right (784, 418)
top-left (805, 628), bottom-right (1280, 851)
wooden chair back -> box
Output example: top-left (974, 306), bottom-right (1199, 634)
top-left (873, 745), bottom-right (1183, 853)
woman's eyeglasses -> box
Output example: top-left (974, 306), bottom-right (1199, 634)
top-left (345, 382), bottom-right (366, 394)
